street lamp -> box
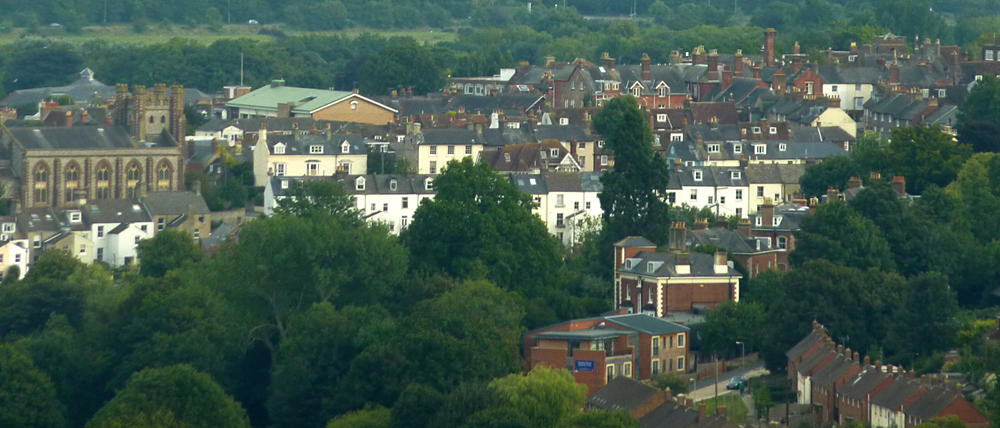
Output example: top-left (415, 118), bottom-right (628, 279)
top-left (735, 340), bottom-right (745, 361)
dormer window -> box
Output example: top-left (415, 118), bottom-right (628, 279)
top-left (647, 262), bottom-right (656, 273)
top-left (731, 171), bottom-right (741, 179)
top-left (598, 141), bottom-right (605, 148)
top-left (69, 212), bottom-right (81, 223)
top-left (341, 141), bottom-right (350, 154)
top-left (769, 127), bottom-right (777, 134)
top-left (693, 170), bottom-right (703, 181)
top-left (752, 127), bottom-right (761, 134)
top-left (280, 179), bottom-right (289, 189)
top-left (540, 151), bottom-right (547, 159)
top-left (658, 87), bottom-right (667, 97)
top-left (773, 215), bottom-right (782, 226)
top-left (734, 144), bottom-right (743, 154)
top-left (670, 134), bottom-right (683, 142)
top-left (425, 177), bottom-right (434, 190)
top-left (755, 216), bottom-right (762, 226)
top-left (754, 144), bottom-right (766, 154)
top-left (848, 55), bottom-right (857, 62)
top-left (625, 259), bottom-right (633, 269)
top-left (707, 144), bottom-right (720, 153)
top-left (559, 117), bottom-right (569, 125)
top-left (550, 149), bottom-right (559, 158)
top-left (657, 114), bottom-right (667, 122)
top-left (1, 223), bottom-right (13, 233)
top-left (274, 143), bottom-right (285, 154)
top-left (779, 143), bottom-right (787, 151)
top-left (389, 179), bottom-right (398, 191)
top-left (632, 86), bottom-right (641, 97)
top-left (504, 153), bottom-right (511, 162)
top-left (356, 177), bottom-right (366, 191)
top-left (310, 145), bottom-right (324, 154)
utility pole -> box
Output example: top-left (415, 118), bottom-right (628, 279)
top-left (240, 53), bottom-right (244, 86)
top-left (228, 0), bottom-right (232, 24)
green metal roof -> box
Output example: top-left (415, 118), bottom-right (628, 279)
top-left (605, 314), bottom-right (690, 335)
top-left (226, 84), bottom-right (354, 114)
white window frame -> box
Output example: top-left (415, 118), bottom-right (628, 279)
top-left (769, 127), bottom-right (777, 134)
top-left (310, 145), bottom-right (324, 154)
top-left (731, 171), bottom-right (741, 179)
top-left (707, 144), bottom-right (720, 153)
top-left (657, 114), bottom-right (667, 122)
top-left (754, 145), bottom-right (766, 154)
top-left (736, 189), bottom-right (743, 200)
top-left (273, 144), bottom-right (285, 154)
top-left (356, 177), bottom-right (366, 191)
top-left (779, 143), bottom-right (787, 151)
top-left (733, 144), bottom-right (743, 154)
top-left (693, 170), bottom-right (703, 181)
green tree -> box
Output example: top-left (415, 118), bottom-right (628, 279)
top-left (650, 372), bottom-right (690, 394)
top-left (798, 155), bottom-right (862, 198)
top-left (886, 125), bottom-right (972, 195)
top-left (327, 407), bottom-right (391, 428)
top-left (360, 38), bottom-right (445, 95)
top-left (765, 260), bottom-right (905, 369)
top-left (86, 364), bottom-right (250, 428)
top-left (390, 383), bottom-right (444, 428)
top-left (0, 277), bottom-right (87, 337)
top-left (699, 301), bottom-right (767, 358)
top-left (267, 303), bottom-right (361, 428)
top-left (595, 96), bottom-right (672, 246)
top-left (273, 179), bottom-right (361, 222)
top-left (893, 272), bottom-right (959, 356)
top-left (559, 411), bottom-right (638, 428)
top-left (136, 229), bottom-right (203, 277)
top-left (913, 416), bottom-right (969, 428)
top-left (404, 157), bottom-right (561, 296)
top-left (790, 201), bottom-right (896, 271)
top-left (488, 366), bottom-right (588, 428)
top-left (22, 250), bottom-right (85, 283)
top-left (210, 210), bottom-right (407, 359)
top-left (0, 344), bottom-right (66, 428)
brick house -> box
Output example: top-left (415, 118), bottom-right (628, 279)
top-left (811, 352), bottom-right (862, 422)
top-left (837, 362), bottom-right (893, 425)
top-left (744, 199), bottom-right (809, 273)
top-left (524, 313), bottom-right (690, 396)
top-left (687, 218), bottom-right (780, 279)
top-left (614, 234), bottom-right (742, 316)
top-left (587, 376), bottom-right (738, 428)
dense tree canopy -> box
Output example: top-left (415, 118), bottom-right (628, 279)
top-left (404, 157), bottom-right (561, 297)
top-left (790, 201), bottom-right (896, 271)
top-left (0, 344), bottom-right (66, 428)
top-left (136, 229), bottom-right (203, 278)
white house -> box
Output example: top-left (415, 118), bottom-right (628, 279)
top-left (412, 129), bottom-right (486, 175)
top-left (510, 172), bottom-right (604, 246)
top-left (82, 200), bottom-right (155, 267)
top-left (0, 231), bottom-right (29, 279)
top-left (253, 128), bottom-right (368, 186)
top-left (264, 175), bottom-right (436, 235)
top-left (667, 165), bottom-right (751, 219)
top-left (194, 120), bottom-right (244, 143)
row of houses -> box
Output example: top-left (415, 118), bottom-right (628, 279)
top-left (0, 191), bottom-right (215, 278)
top-left (787, 322), bottom-right (990, 428)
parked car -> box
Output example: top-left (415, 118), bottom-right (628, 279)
top-left (49, 23), bottom-right (62, 28)
top-left (248, 19), bottom-right (259, 25)
top-left (726, 375), bottom-right (748, 390)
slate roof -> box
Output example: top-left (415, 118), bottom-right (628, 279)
top-left (587, 376), bottom-right (661, 412)
top-left (8, 126), bottom-right (175, 150)
top-left (270, 174), bottom-right (437, 198)
top-left (141, 192), bottom-right (211, 216)
top-left (904, 386), bottom-right (960, 420)
top-left (638, 401), bottom-right (700, 428)
top-left (811, 355), bottom-right (856, 387)
top-left (509, 174), bottom-right (547, 194)
top-left (615, 236), bottom-right (656, 247)
top-left (923, 104), bottom-right (959, 127)
top-left (750, 204), bottom-right (809, 231)
top-left (838, 367), bottom-right (891, 400)
top-left (706, 78), bottom-right (764, 104)
top-left (745, 164), bottom-right (806, 185)
top-left (198, 117), bottom-right (349, 134)
top-left (417, 128), bottom-right (485, 147)
top-left (481, 127), bottom-right (536, 146)
top-left (618, 250), bottom-right (741, 277)
top-left (614, 64), bottom-right (692, 96)
top-left (268, 134), bottom-right (367, 155)
top-left (442, 94), bottom-right (545, 116)
top-left (606, 313), bottom-right (690, 335)
top-left (543, 171), bottom-right (585, 192)
top-left (225, 84), bottom-right (354, 114)
top-left (535, 124), bottom-right (594, 142)
top-left (789, 126), bottom-right (856, 143)
top-left (688, 227), bottom-right (760, 255)
top-left (732, 141), bottom-right (847, 161)
top-left (689, 102), bottom-right (739, 125)
top-left (0, 69), bottom-right (116, 108)
top-left (82, 199), bottom-right (152, 224)
top-left (668, 165), bottom-right (749, 189)
top-left (786, 330), bottom-right (824, 360)
top-left (796, 348), bottom-right (834, 375)
top-left (817, 65), bottom-right (883, 84)
top-left (872, 378), bottom-right (924, 410)
top-left (581, 172), bottom-right (603, 192)
top-left (17, 208), bottom-right (61, 233)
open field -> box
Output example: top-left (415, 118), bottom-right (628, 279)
top-left (699, 395), bottom-right (750, 426)
top-left (0, 24), bottom-right (457, 46)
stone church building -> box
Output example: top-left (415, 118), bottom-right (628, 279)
top-left (0, 84), bottom-right (187, 208)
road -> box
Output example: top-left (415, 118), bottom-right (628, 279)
top-left (688, 362), bottom-right (769, 401)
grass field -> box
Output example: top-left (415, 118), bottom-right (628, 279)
top-left (0, 24), bottom-right (457, 46)
top-left (699, 394), bottom-right (750, 426)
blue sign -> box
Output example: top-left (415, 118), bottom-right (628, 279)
top-left (575, 360), bottom-right (595, 372)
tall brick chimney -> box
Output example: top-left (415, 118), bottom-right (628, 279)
top-left (670, 222), bottom-right (688, 251)
top-left (693, 47), bottom-right (705, 66)
top-left (765, 28), bottom-right (777, 67)
top-left (734, 50), bottom-right (744, 77)
top-left (792, 56), bottom-right (803, 74)
top-left (642, 53), bottom-right (651, 81)
top-left (722, 66), bottom-right (733, 89)
top-left (694, 217), bottom-right (709, 230)
top-left (761, 197), bottom-right (775, 228)
top-left (889, 63), bottom-right (900, 85)
top-left (892, 176), bottom-right (906, 196)
top-left (708, 50), bottom-right (720, 81)
top-left (738, 218), bottom-right (752, 237)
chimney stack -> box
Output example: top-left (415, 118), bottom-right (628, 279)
top-left (734, 50), bottom-right (744, 77)
top-left (694, 217), bottom-right (709, 230)
top-left (601, 52), bottom-right (616, 70)
top-left (863, 355), bottom-right (870, 366)
top-left (544, 54), bottom-right (555, 67)
top-left (848, 176), bottom-right (863, 190)
top-left (708, 50), bottom-right (720, 81)
top-left (642, 53), bottom-right (652, 81)
top-left (82, 109), bottom-right (89, 124)
top-left (670, 222), bottom-right (688, 251)
top-left (890, 63), bottom-right (900, 85)
top-left (738, 218), bottom-right (752, 237)
top-left (764, 28), bottom-right (777, 67)
top-left (699, 400), bottom-right (708, 421)
top-left (853, 351), bottom-right (860, 362)
top-left (773, 70), bottom-right (787, 95)
top-left (65, 111), bottom-right (73, 127)
top-left (714, 251), bottom-right (728, 274)
top-left (722, 66), bottom-right (733, 89)
top-left (761, 197), bottom-right (775, 228)
top-left (793, 41), bottom-right (800, 55)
